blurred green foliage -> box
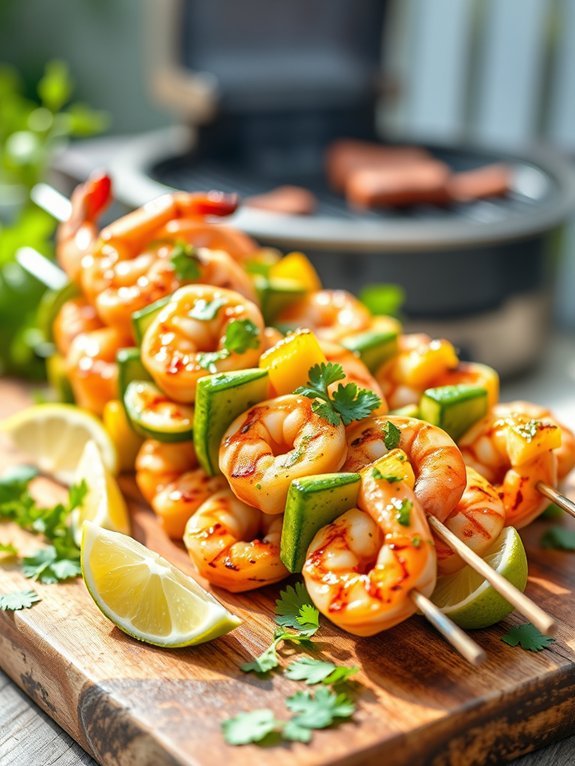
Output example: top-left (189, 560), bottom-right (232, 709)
top-left (0, 60), bottom-right (108, 378)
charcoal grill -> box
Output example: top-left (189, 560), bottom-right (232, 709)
top-left (108, 0), bottom-right (575, 375)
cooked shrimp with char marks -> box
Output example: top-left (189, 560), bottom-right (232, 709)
top-left (141, 285), bottom-right (265, 404)
top-left (344, 415), bottom-right (466, 522)
top-left (184, 489), bottom-right (288, 592)
top-left (434, 467), bottom-right (506, 575)
top-left (459, 412), bottom-right (560, 528)
top-left (219, 394), bottom-right (347, 515)
top-left (303, 471), bottom-right (436, 636)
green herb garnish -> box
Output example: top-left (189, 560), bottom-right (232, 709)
top-left (0, 589), bottom-right (41, 611)
top-left (501, 623), bottom-right (555, 652)
top-left (170, 241), bottom-right (201, 281)
top-left (295, 362), bottom-right (380, 427)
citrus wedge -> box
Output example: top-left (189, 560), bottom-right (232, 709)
top-left (431, 526), bottom-right (528, 629)
top-left (71, 441), bottom-right (131, 546)
top-left (81, 522), bottom-right (241, 647)
top-left (1, 404), bottom-right (117, 484)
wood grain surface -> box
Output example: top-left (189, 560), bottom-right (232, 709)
top-left (1, 380), bottom-right (575, 766)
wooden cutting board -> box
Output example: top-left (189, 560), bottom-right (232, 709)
top-left (1, 380), bottom-right (575, 766)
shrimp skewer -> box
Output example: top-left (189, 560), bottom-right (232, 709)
top-left (345, 415), bottom-right (556, 634)
top-left (303, 464), bottom-right (485, 662)
top-left (184, 489), bottom-right (289, 592)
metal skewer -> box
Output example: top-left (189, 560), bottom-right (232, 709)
top-left (427, 516), bottom-right (556, 636)
top-left (411, 589), bottom-right (486, 666)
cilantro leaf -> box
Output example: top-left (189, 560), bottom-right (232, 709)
top-left (22, 545), bottom-right (80, 584)
top-left (285, 657), bottom-right (337, 685)
top-left (372, 467), bottom-right (402, 483)
top-left (285, 657), bottom-right (359, 686)
top-left (501, 623), bottom-right (556, 652)
top-left (188, 297), bottom-right (226, 321)
top-left (540, 526), bottom-right (575, 551)
top-left (240, 642), bottom-right (281, 675)
top-left (223, 319), bottom-right (260, 355)
top-left (295, 362), bottom-right (380, 427)
top-left (382, 421), bottom-right (401, 450)
top-left (297, 604), bottom-right (320, 634)
top-left (275, 582), bottom-right (314, 629)
top-left (332, 384), bottom-right (381, 426)
top-left (221, 709), bottom-right (279, 745)
top-left (170, 241), bottom-right (201, 281)
top-left (0, 465), bottom-right (38, 503)
top-left (0, 542), bottom-right (18, 558)
top-left (285, 687), bottom-right (356, 729)
top-left (394, 498), bottom-right (412, 527)
top-left (282, 719), bottom-right (313, 743)
top-left (0, 589), bottom-right (41, 611)
top-left (196, 350), bottom-right (227, 372)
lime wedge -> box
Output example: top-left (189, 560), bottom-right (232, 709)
top-left (71, 441), bottom-right (131, 546)
top-left (431, 527), bottom-right (528, 629)
top-left (81, 522), bottom-right (241, 647)
top-left (1, 404), bottom-right (117, 484)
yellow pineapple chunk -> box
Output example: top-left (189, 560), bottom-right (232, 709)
top-left (259, 329), bottom-right (327, 396)
top-left (505, 415), bottom-right (562, 465)
top-left (396, 338), bottom-right (459, 389)
top-left (362, 448), bottom-right (415, 489)
top-left (269, 251), bottom-right (322, 292)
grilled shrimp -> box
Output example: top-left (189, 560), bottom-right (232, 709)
top-left (303, 470), bottom-right (436, 636)
top-left (184, 489), bottom-right (289, 592)
top-left (219, 394), bottom-right (347, 515)
top-left (319, 339), bottom-right (386, 405)
top-left (135, 438), bottom-right (198, 504)
top-left (344, 416), bottom-right (466, 522)
top-left (53, 297), bottom-right (103, 356)
top-left (65, 327), bottom-right (129, 415)
top-left (277, 290), bottom-right (373, 342)
top-left (493, 401), bottom-right (575, 480)
top-left (135, 439), bottom-right (226, 538)
top-left (56, 173), bottom-right (111, 283)
top-left (459, 412), bottom-right (560, 528)
top-left (434, 467), bottom-right (506, 575)
top-left (153, 217), bottom-right (257, 264)
top-left (140, 285), bottom-right (265, 403)
top-left (375, 334), bottom-right (459, 409)
top-left (82, 243), bottom-right (258, 337)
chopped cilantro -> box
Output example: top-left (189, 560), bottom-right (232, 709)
top-left (501, 623), bottom-right (556, 652)
top-left (382, 421), bottom-right (401, 450)
top-left (295, 362), bottom-right (381, 427)
top-left (170, 241), bottom-right (201, 281)
top-left (0, 589), bottom-right (41, 611)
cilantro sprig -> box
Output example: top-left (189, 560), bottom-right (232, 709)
top-left (222, 687), bottom-right (356, 746)
top-left (0, 466), bottom-right (87, 584)
top-left (241, 583), bottom-right (320, 675)
top-left (0, 589), bottom-right (41, 611)
top-left (170, 241), bottom-right (201, 281)
top-left (226, 582), bottom-right (359, 746)
top-left (501, 623), bottom-right (556, 652)
top-left (197, 318), bottom-right (261, 372)
top-left (295, 362), bottom-right (381, 426)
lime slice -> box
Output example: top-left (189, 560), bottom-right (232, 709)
top-left (431, 527), bottom-right (528, 629)
top-left (1, 404), bottom-right (117, 484)
top-left (71, 441), bottom-right (131, 546)
top-left (81, 522), bottom-right (241, 647)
